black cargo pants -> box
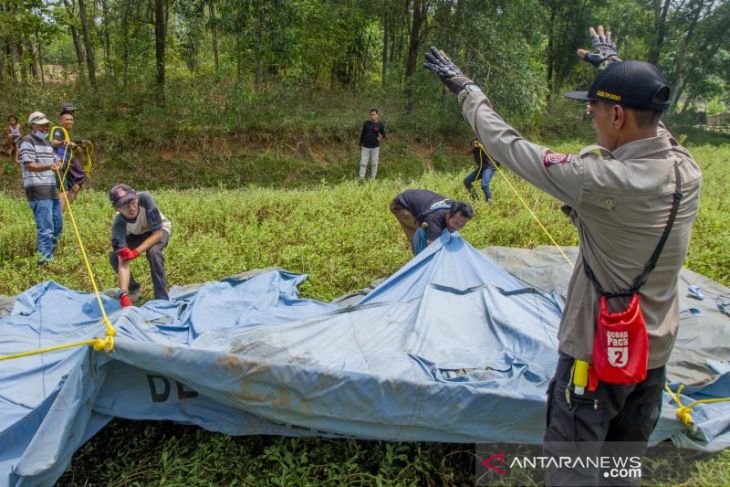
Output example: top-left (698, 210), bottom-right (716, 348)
top-left (110, 231), bottom-right (170, 300)
top-left (543, 353), bottom-right (665, 486)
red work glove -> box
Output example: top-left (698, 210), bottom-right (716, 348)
top-left (118, 247), bottom-right (140, 261)
top-left (119, 292), bottom-right (133, 308)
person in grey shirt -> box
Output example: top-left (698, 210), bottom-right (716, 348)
top-left (108, 183), bottom-right (172, 307)
top-left (426, 25), bottom-right (701, 485)
top-left (18, 112), bottom-right (63, 265)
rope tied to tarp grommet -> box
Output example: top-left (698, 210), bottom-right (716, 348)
top-left (664, 383), bottom-right (730, 427)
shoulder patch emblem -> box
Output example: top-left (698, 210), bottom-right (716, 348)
top-left (542, 150), bottom-right (573, 168)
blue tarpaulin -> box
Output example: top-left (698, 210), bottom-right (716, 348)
top-left (1, 232), bottom-right (729, 486)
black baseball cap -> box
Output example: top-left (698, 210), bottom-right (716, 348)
top-left (565, 61), bottom-right (671, 111)
top-left (60, 103), bottom-right (76, 115)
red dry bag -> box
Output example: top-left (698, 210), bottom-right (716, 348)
top-left (592, 294), bottom-right (648, 384)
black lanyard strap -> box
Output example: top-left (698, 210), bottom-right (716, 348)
top-left (583, 162), bottom-right (683, 299)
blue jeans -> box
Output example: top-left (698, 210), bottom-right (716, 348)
top-left (28, 199), bottom-right (63, 260)
top-left (463, 166), bottom-right (495, 201)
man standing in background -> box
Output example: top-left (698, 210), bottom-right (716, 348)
top-left (51, 103), bottom-right (88, 210)
top-left (463, 138), bottom-right (497, 202)
top-left (18, 112), bottom-right (63, 266)
top-left (358, 108), bottom-right (386, 182)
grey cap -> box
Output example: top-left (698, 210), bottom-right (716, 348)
top-left (109, 183), bottom-right (137, 208)
top-left (28, 112), bottom-right (51, 125)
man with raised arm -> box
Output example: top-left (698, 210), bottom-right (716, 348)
top-left (425, 26), bottom-right (702, 485)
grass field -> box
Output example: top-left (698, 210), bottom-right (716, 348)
top-left (1, 135), bottom-right (729, 485)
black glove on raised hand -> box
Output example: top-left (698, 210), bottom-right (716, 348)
top-left (581, 26), bottom-right (621, 70)
top-left (424, 47), bottom-right (474, 94)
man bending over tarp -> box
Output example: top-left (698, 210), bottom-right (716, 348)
top-left (425, 24), bottom-right (701, 486)
top-left (390, 189), bottom-right (473, 255)
top-left (109, 183), bottom-right (172, 307)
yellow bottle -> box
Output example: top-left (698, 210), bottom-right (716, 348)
top-left (573, 359), bottom-right (589, 395)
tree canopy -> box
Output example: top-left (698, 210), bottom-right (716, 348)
top-left (1, 0), bottom-right (728, 119)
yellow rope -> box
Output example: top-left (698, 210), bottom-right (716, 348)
top-left (82, 140), bottom-right (94, 176)
top-left (664, 383), bottom-right (730, 427)
top-left (0, 166), bottom-right (116, 362)
top-left (50, 126), bottom-right (94, 194)
top-left (0, 337), bottom-right (114, 362)
top-left (54, 167), bottom-right (115, 342)
top-left (476, 143), bottom-right (574, 266)
top-left (50, 126), bottom-right (74, 183)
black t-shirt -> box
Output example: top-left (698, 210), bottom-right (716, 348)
top-left (472, 147), bottom-right (495, 170)
top-left (394, 189), bottom-right (451, 242)
top-left (360, 120), bottom-right (386, 148)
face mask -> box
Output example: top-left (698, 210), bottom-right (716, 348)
top-left (35, 131), bottom-right (49, 140)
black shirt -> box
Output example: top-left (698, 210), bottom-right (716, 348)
top-left (360, 120), bottom-right (386, 148)
top-left (394, 189), bottom-right (452, 242)
top-left (472, 147), bottom-right (496, 170)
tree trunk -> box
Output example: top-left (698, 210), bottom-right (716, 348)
top-left (154, 0), bottom-right (167, 104)
top-left (679, 91), bottom-right (698, 115)
top-left (679, 33), bottom-right (721, 115)
top-left (449, 0), bottom-right (465, 55)
top-left (668, 0), bottom-right (711, 109)
top-left (648, 0), bottom-right (672, 65)
top-left (208, 0), bottom-right (220, 76)
top-left (236, 35), bottom-right (243, 81)
top-left (27, 41), bottom-right (40, 81)
top-left (36, 33), bottom-right (45, 84)
top-left (16, 43), bottom-right (26, 85)
top-left (101, 0), bottom-right (111, 72)
top-left (5, 42), bottom-right (16, 83)
top-left (0, 42), bottom-right (5, 86)
top-left (121, 6), bottom-right (129, 85)
top-left (77, 0), bottom-right (97, 87)
top-left (381, 10), bottom-right (389, 86)
top-left (62, 0), bottom-right (85, 78)
top-left (404, 0), bottom-right (427, 80)
top-left (390, 0), bottom-right (407, 69)
top-left (546, 2), bottom-right (556, 93)
top-left (254, 5), bottom-right (264, 88)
